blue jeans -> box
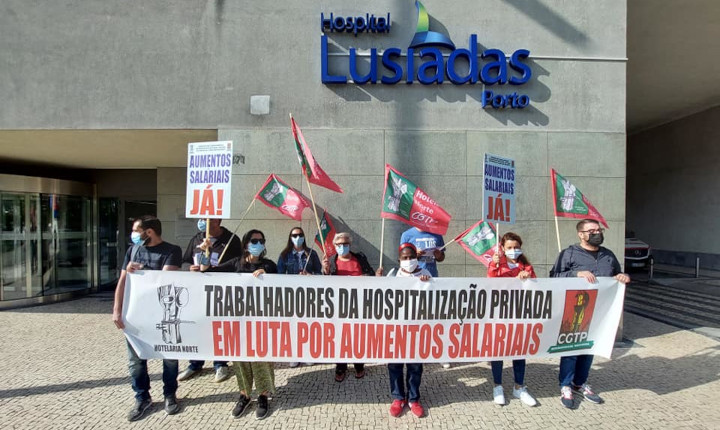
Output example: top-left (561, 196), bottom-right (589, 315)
top-left (559, 354), bottom-right (594, 387)
top-left (491, 359), bottom-right (526, 385)
top-left (388, 363), bottom-right (423, 402)
top-left (127, 340), bottom-right (178, 401)
top-left (188, 360), bottom-right (229, 371)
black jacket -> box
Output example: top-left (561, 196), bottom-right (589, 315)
top-left (328, 251), bottom-right (374, 276)
top-left (550, 244), bottom-right (621, 278)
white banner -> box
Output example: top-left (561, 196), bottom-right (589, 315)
top-left (123, 272), bottom-right (625, 363)
top-left (185, 141), bottom-right (233, 219)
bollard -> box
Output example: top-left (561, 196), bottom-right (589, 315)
top-left (649, 257), bottom-right (654, 280)
top-left (696, 257), bottom-right (701, 278)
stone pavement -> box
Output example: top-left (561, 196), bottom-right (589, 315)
top-left (1, 293), bottom-right (719, 430)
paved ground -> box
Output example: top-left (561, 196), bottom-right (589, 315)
top-left (1, 291), bottom-right (720, 430)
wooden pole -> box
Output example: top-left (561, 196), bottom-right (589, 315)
top-left (554, 216), bottom-right (562, 253)
top-left (379, 218), bottom-right (386, 269)
top-left (304, 177), bottom-right (327, 256)
top-left (217, 199), bottom-right (256, 265)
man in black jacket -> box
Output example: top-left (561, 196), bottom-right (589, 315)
top-left (550, 219), bottom-right (630, 409)
top-left (178, 218), bottom-right (244, 383)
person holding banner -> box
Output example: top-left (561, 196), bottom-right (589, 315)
top-left (111, 216), bottom-right (183, 422)
top-left (178, 218), bottom-right (243, 383)
top-left (376, 243), bottom-right (430, 418)
top-left (277, 226), bottom-right (322, 276)
top-left (202, 229), bottom-right (277, 420)
top-left (550, 219), bottom-right (630, 409)
top-left (399, 227), bottom-right (450, 368)
top-left (277, 226), bottom-right (322, 368)
top-left (487, 232), bottom-right (538, 407)
top-left (321, 232), bottom-right (374, 382)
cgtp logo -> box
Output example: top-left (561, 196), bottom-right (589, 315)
top-left (548, 290), bottom-right (597, 353)
top-left (321, 1), bottom-right (532, 109)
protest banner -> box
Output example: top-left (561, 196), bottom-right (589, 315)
top-left (483, 153), bottom-right (516, 224)
top-left (124, 271), bottom-right (625, 363)
top-left (186, 141), bottom-right (233, 219)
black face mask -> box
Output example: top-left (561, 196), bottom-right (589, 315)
top-left (587, 233), bottom-right (604, 246)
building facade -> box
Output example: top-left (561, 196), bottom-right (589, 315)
top-left (1, 1), bottom-right (628, 306)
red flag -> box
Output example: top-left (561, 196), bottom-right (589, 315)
top-left (550, 169), bottom-right (608, 228)
top-left (380, 164), bottom-right (452, 236)
top-left (254, 174), bottom-right (312, 221)
top-left (291, 117), bottom-right (343, 193)
top-left (314, 209), bottom-right (337, 257)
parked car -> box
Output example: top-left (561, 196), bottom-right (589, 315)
top-left (625, 236), bottom-right (652, 270)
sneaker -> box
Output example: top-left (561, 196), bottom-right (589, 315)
top-left (289, 362), bottom-right (300, 368)
top-left (409, 401), bottom-right (425, 418)
top-left (513, 386), bottom-right (537, 407)
top-left (573, 383), bottom-right (603, 404)
top-left (127, 397), bottom-right (152, 422)
top-left (256, 395), bottom-right (269, 420)
top-left (389, 399), bottom-right (406, 417)
top-left (335, 370), bottom-right (347, 382)
top-left (560, 385), bottom-right (574, 409)
top-left (355, 369), bottom-right (366, 379)
top-left (214, 366), bottom-right (232, 383)
top-left (493, 385), bottom-right (505, 405)
top-left (177, 367), bottom-right (200, 381)
top-left (441, 363), bottom-right (451, 369)
top-left (232, 395), bottom-right (251, 417)
top-left (164, 395), bottom-right (180, 415)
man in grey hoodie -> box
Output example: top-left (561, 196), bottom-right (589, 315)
top-left (550, 219), bottom-right (630, 409)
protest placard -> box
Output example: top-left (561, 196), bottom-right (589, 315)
top-left (483, 153), bottom-right (516, 224)
top-left (186, 141), bottom-right (233, 219)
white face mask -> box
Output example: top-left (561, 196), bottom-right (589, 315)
top-left (505, 249), bottom-right (523, 260)
top-left (400, 258), bottom-right (419, 273)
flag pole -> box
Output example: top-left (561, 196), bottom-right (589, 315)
top-left (290, 112), bottom-right (327, 256)
top-left (554, 216), bottom-right (562, 253)
top-left (379, 218), bottom-right (386, 269)
top-left (205, 217), bottom-right (211, 260)
top-left (304, 177), bottom-right (327, 256)
top-left (217, 198), bottom-right (256, 265)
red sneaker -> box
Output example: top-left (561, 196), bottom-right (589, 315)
top-left (409, 401), bottom-right (425, 418)
top-left (389, 399), bottom-right (406, 417)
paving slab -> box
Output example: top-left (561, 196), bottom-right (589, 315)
top-left (0, 294), bottom-right (719, 429)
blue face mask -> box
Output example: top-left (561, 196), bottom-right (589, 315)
top-left (291, 236), bottom-right (305, 248)
top-left (248, 243), bottom-right (265, 257)
top-left (335, 244), bottom-right (350, 256)
top-left (131, 231), bottom-right (144, 245)
top-left (197, 219), bottom-right (207, 232)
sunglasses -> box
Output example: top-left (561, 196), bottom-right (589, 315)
top-left (291, 233), bottom-right (304, 238)
top-left (249, 238), bottom-right (266, 245)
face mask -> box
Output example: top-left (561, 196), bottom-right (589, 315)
top-left (504, 249), bottom-right (523, 260)
top-left (291, 236), bottom-right (305, 248)
top-left (335, 244), bottom-right (350, 256)
top-left (400, 259), bottom-right (419, 272)
top-left (130, 231), bottom-right (144, 245)
top-left (587, 233), bottom-right (604, 246)
top-left (197, 219), bottom-right (207, 232)
top-left (248, 243), bottom-right (265, 256)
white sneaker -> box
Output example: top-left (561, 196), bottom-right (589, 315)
top-left (441, 363), bottom-right (451, 369)
top-left (214, 366), bottom-right (232, 383)
top-left (493, 385), bottom-right (505, 405)
top-left (513, 386), bottom-right (537, 407)
top-left (289, 362), bottom-right (300, 368)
